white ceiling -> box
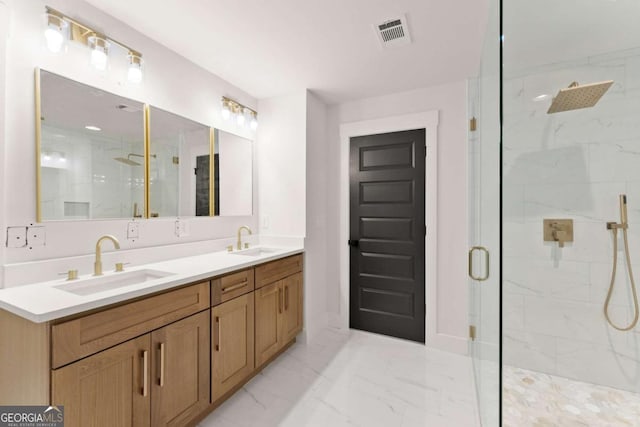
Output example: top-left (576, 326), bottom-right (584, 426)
top-left (85, 0), bottom-right (489, 104)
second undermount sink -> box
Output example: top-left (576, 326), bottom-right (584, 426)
top-left (55, 269), bottom-right (175, 296)
top-left (229, 247), bottom-right (279, 257)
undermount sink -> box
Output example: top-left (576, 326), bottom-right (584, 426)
top-left (55, 269), bottom-right (175, 296)
top-left (229, 247), bottom-right (279, 257)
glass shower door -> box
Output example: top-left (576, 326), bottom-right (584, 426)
top-left (468, 0), bottom-right (500, 425)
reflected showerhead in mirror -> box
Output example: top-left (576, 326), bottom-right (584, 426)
top-left (113, 153), bottom-right (156, 166)
top-left (113, 156), bottom-right (140, 166)
top-left (547, 81), bottom-right (614, 114)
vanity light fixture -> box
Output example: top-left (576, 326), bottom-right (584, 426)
top-left (43, 6), bottom-right (144, 82)
top-left (221, 96), bottom-right (258, 131)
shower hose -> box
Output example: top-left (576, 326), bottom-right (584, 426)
top-left (604, 225), bottom-right (640, 331)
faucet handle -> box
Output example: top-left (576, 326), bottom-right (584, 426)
top-left (115, 262), bottom-right (130, 272)
top-left (244, 242), bottom-right (250, 249)
top-left (59, 270), bottom-right (78, 281)
top-left (226, 245), bottom-right (233, 252)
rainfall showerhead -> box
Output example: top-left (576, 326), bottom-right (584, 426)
top-left (547, 80), bottom-right (614, 114)
top-left (113, 157), bottom-right (140, 166)
top-left (113, 153), bottom-right (156, 166)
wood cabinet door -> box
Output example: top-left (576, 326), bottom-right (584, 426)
top-left (282, 273), bottom-right (303, 344)
top-left (254, 281), bottom-right (282, 367)
top-left (51, 334), bottom-right (151, 427)
top-left (212, 293), bottom-right (255, 402)
top-left (151, 310), bottom-right (210, 427)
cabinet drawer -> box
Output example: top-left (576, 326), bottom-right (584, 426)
top-left (255, 254), bottom-right (303, 289)
top-left (51, 282), bottom-right (210, 369)
top-left (212, 269), bottom-right (255, 306)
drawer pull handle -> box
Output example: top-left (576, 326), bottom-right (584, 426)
top-left (222, 281), bottom-right (248, 294)
top-left (158, 343), bottom-right (165, 387)
top-left (215, 316), bottom-right (220, 352)
top-left (141, 350), bottom-right (149, 396)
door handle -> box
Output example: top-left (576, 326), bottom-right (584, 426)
top-left (141, 350), bottom-right (149, 396)
top-left (348, 239), bottom-right (359, 247)
top-left (468, 246), bottom-right (489, 281)
top-left (158, 343), bottom-right (165, 387)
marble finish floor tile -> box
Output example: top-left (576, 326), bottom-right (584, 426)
top-left (504, 365), bottom-right (640, 426)
top-left (199, 328), bottom-right (479, 427)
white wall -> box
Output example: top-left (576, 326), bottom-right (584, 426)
top-left (0, 1), bottom-right (9, 289)
top-left (325, 81), bottom-right (469, 348)
top-left (503, 47), bottom-right (640, 393)
top-left (256, 92), bottom-right (306, 237)
top-left (1, 0), bottom-right (260, 284)
top-left (304, 91), bottom-right (329, 342)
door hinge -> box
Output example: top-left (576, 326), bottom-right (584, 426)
top-left (469, 325), bottom-right (476, 341)
top-left (469, 117), bottom-right (477, 132)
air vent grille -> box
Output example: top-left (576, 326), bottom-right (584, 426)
top-left (375, 15), bottom-right (411, 48)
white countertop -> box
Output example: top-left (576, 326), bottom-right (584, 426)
top-left (0, 245), bottom-right (303, 323)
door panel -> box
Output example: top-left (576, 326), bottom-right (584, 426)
top-left (349, 129), bottom-right (426, 343)
top-left (151, 311), bottom-right (210, 427)
top-left (255, 282), bottom-right (282, 366)
top-left (282, 273), bottom-right (303, 343)
top-left (212, 293), bottom-right (255, 402)
top-left (51, 334), bottom-right (151, 427)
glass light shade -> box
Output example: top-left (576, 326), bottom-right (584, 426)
top-left (236, 108), bottom-right (246, 126)
top-left (44, 26), bottom-right (64, 53)
top-left (127, 53), bottom-right (143, 84)
top-left (250, 116), bottom-right (258, 131)
top-left (221, 101), bottom-right (231, 120)
top-left (91, 48), bottom-right (108, 71)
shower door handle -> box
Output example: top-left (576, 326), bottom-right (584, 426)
top-left (468, 246), bottom-right (489, 281)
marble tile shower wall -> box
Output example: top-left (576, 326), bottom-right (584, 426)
top-left (503, 48), bottom-right (640, 393)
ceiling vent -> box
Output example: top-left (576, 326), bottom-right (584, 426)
top-left (375, 15), bottom-right (412, 48)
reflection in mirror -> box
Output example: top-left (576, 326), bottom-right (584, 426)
top-left (216, 129), bottom-right (253, 216)
top-left (148, 107), bottom-right (211, 217)
top-left (38, 70), bottom-right (145, 221)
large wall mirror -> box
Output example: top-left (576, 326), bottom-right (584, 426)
top-left (148, 106), bottom-right (212, 217)
top-left (37, 69), bottom-right (145, 221)
top-left (216, 129), bottom-right (253, 216)
top-left (36, 69), bottom-right (254, 222)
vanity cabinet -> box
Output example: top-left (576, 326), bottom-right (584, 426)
top-left (50, 283), bottom-right (210, 427)
top-left (52, 310), bottom-right (210, 427)
top-left (211, 293), bottom-right (255, 402)
top-left (255, 256), bottom-right (303, 367)
top-left (0, 252), bottom-right (304, 427)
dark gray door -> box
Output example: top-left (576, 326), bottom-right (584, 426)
top-left (349, 129), bottom-right (426, 343)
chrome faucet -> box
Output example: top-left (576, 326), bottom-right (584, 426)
top-left (237, 226), bottom-right (252, 250)
top-left (94, 235), bottom-right (121, 276)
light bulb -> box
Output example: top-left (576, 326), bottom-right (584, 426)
top-left (221, 100), bottom-right (231, 120)
top-left (128, 65), bottom-right (142, 84)
top-left (237, 108), bottom-right (246, 126)
top-left (91, 49), bottom-right (108, 70)
top-left (250, 117), bottom-right (258, 131)
top-left (44, 27), bottom-right (64, 53)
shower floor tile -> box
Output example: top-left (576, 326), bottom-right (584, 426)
top-left (503, 365), bottom-right (640, 426)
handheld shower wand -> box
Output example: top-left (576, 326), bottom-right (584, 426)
top-left (604, 194), bottom-right (639, 331)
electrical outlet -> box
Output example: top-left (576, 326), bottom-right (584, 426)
top-left (175, 219), bottom-right (189, 237)
top-left (6, 226), bottom-right (27, 248)
top-left (26, 226), bottom-right (46, 247)
top-left (127, 222), bottom-right (139, 240)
